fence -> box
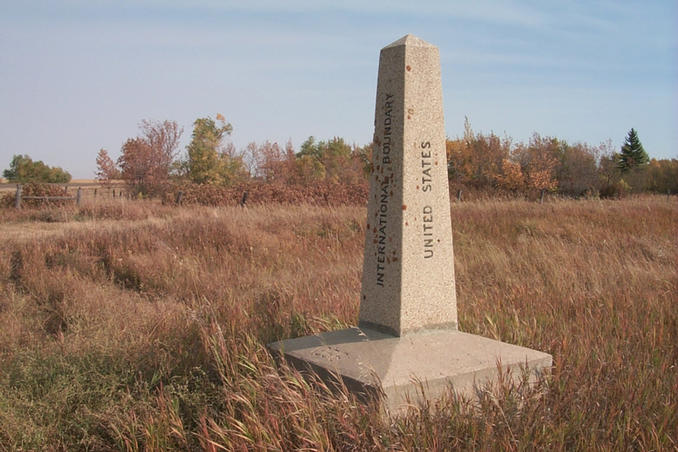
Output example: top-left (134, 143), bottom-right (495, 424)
top-left (9, 183), bottom-right (671, 210)
top-left (13, 184), bottom-right (83, 209)
top-left (10, 184), bottom-right (133, 209)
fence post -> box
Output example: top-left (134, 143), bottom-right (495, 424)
top-left (112, 189), bottom-right (116, 198)
top-left (240, 191), bottom-right (248, 207)
top-left (175, 191), bottom-right (184, 205)
top-left (540, 189), bottom-right (545, 204)
top-left (94, 188), bottom-right (97, 198)
top-left (456, 189), bottom-right (462, 202)
top-left (15, 184), bottom-right (22, 209)
top-left (76, 187), bottom-right (82, 206)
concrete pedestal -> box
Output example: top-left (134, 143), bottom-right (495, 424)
top-left (269, 327), bottom-right (552, 415)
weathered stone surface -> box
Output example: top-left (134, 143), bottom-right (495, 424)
top-left (267, 34), bottom-right (552, 415)
top-left (269, 327), bottom-right (552, 414)
top-left (359, 34), bottom-right (457, 337)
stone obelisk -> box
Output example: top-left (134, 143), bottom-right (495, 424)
top-left (269, 35), bottom-right (552, 415)
top-left (359, 34), bottom-right (457, 336)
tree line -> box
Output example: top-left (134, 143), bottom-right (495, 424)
top-left (445, 120), bottom-right (676, 197)
top-left (2, 155), bottom-right (71, 183)
top-left (3, 115), bottom-right (676, 199)
top-left (94, 115), bottom-right (370, 197)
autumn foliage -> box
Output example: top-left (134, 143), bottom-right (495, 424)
top-left (445, 120), bottom-right (677, 198)
top-left (94, 149), bottom-right (120, 185)
top-left (84, 116), bottom-right (677, 204)
top-left (447, 120), bottom-right (561, 196)
top-left (163, 181), bottom-right (368, 206)
top-left (0, 183), bottom-right (72, 208)
top-left (114, 120), bottom-right (183, 196)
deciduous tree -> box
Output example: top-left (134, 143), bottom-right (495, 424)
top-left (95, 149), bottom-right (120, 185)
top-left (645, 158), bottom-right (678, 193)
top-left (554, 142), bottom-right (598, 196)
top-left (446, 118), bottom-right (510, 188)
top-left (3, 155), bottom-right (71, 183)
top-left (117, 120), bottom-right (183, 195)
top-left (118, 138), bottom-right (153, 194)
top-left (294, 136), bottom-right (366, 184)
top-left (245, 140), bottom-right (288, 182)
top-left (495, 159), bottom-right (525, 191)
top-left (186, 115), bottom-right (246, 185)
top-left (140, 119), bottom-right (183, 176)
top-left (512, 134), bottom-right (558, 191)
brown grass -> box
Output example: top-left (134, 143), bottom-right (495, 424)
top-left (0, 196), bottom-right (676, 450)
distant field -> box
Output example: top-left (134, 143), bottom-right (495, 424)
top-left (0, 183), bottom-right (18, 193)
top-left (0, 197), bottom-right (676, 449)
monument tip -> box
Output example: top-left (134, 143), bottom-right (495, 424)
top-left (383, 34), bottom-right (436, 49)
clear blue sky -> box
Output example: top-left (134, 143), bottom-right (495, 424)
top-left (1, 0), bottom-right (676, 178)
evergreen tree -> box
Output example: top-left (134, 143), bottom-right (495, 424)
top-left (618, 128), bottom-right (648, 172)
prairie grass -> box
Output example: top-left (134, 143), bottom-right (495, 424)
top-left (0, 196), bottom-right (676, 450)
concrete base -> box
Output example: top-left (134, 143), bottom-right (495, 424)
top-left (268, 327), bottom-right (552, 415)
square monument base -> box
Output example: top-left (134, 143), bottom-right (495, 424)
top-left (268, 327), bottom-right (552, 415)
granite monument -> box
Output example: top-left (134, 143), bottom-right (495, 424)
top-left (269, 34), bottom-right (552, 414)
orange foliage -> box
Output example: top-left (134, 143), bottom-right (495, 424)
top-left (513, 134), bottom-right (559, 191)
top-left (495, 159), bottom-right (525, 191)
top-left (446, 118), bottom-right (510, 188)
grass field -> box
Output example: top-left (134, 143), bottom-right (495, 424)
top-left (0, 196), bottom-right (676, 450)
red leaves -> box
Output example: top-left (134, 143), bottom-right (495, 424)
top-left (163, 182), bottom-right (369, 207)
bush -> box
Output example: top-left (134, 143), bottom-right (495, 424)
top-left (162, 181), bottom-right (369, 206)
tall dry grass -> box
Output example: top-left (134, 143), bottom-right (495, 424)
top-left (0, 196), bottom-right (676, 450)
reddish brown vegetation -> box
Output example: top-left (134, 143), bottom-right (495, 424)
top-left (0, 197), bottom-right (676, 449)
top-left (446, 121), bottom-right (677, 197)
top-left (116, 120), bottom-right (183, 195)
top-left (0, 183), bottom-right (73, 208)
top-left (163, 181), bottom-right (368, 206)
top-left (95, 149), bottom-right (120, 185)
